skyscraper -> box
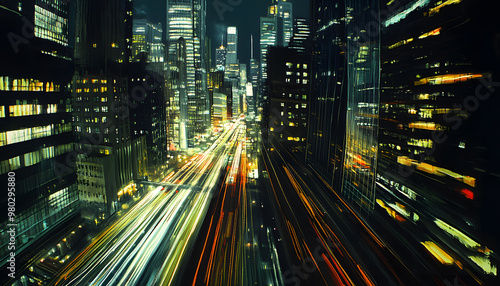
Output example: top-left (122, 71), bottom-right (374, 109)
top-left (289, 18), bottom-right (311, 53)
top-left (131, 19), bottom-right (164, 64)
top-left (249, 35), bottom-right (260, 115)
top-left (260, 15), bottom-right (276, 89)
top-left (225, 26), bottom-right (240, 79)
top-left (216, 45), bottom-right (227, 71)
top-left (377, 0), bottom-right (499, 275)
top-left (166, 0), bottom-right (208, 146)
top-left (260, 0), bottom-right (293, 108)
top-left (306, 0), bottom-right (347, 192)
top-left (0, 0), bottom-right (78, 262)
top-left (341, 1), bottom-right (380, 213)
top-left (265, 46), bottom-right (310, 153)
top-left (275, 0), bottom-right (293, 47)
top-left (226, 26), bottom-right (238, 65)
top-left (73, 0), bottom-right (136, 219)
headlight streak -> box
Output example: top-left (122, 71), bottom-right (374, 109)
top-left (55, 119), bottom-right (245, 285)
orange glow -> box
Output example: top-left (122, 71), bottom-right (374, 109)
top-left (414, 73), bottom-right (482, 86)
top-left (418, 27), bottom-right (441, 39)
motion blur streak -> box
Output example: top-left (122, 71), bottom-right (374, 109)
top-left (52, 119), bottom-right (245, 286)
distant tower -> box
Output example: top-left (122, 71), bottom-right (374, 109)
top-left (216, 45), bottom-right (227, 71)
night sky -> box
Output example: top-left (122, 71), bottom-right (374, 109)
top-left (134, 0), bottom-right (310, 69)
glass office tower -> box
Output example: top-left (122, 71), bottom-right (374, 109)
top-left (306, 0), bottom-right (347, 192)
top-left (0, 0), bottom-right (78, 261)
top-left (341, 0), bottom-right (380, 213)
top-left (378, 0), bottom-right (499, 276)
top-left (166, 0), bottom-right (207, 145)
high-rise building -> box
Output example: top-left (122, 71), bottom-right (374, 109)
top-left (289, 18), bottom-right (311, 53)
top-left (212, 92), bottom-right (227, 128)
top-left (131, 19), bottom-right (164, 64)
top-left (225, 26), bottom-right (240, 80)
top-left (275, 0), bottom-right (293, 47)
top-left (167, 38), bottom-right (189, 150)
top-left (307, 0), bottom-right (499, 280)
top-left (378, 0), bottom-right (499, 275)
top-left (0, 0), bottom-right (78, 263)
top-left (73, 0), bottom-right (136, 219)
top-left (260, 0), bottom-right (293, 107)
top-left (260, 15), bottom-right (277, 90)
top-left (341, 1), bottom-right (380, 213)
top-left (128, 63), bottom-right (166, 181)
top-left (306, 0), bottom-right (347, 192)
top-left (226, 26), bottom-right (238, 65)
top-left (249, 34), bottom-right (260, 115)
top-left (265, 46), bottom-right (310, 153)
top-left (166, 0), bottom-right (208, 146)
top-left (216, 45), bottom-right (227, 71)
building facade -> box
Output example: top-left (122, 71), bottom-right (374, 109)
top-left (0, 0), bottom-right (78, 262)
top-left (73, 0), bottom-right (135, 219)
top-left (265, 47), bottom-right (310, 153)
top-left (377, 0), bottom-right (499, 275)
top-left (166, 0), bottom-right (208, 146)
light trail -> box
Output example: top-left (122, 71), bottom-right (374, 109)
top-left (52, 119), bottom-right (245, 285)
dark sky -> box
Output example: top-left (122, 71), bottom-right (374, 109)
top-left (134, 0), bottom-right (310, 69)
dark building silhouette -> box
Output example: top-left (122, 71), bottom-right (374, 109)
top-left (306, 0), bottom-right (347, 192)
top-left (73, 0), bottom-right (137, 220)
top-left (265, 46), bottom-right (310, 154)
top-left (378, 0), bottom-right (500, 275)
top-left (0, 0), bottom-right (78, 263)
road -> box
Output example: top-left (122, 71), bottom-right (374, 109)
top-left (50, 119), bottom-right (244, 286)
top-left (184, 119), bottom-right (283, 286)
top-left (262, 137), bottom-right (493, 285)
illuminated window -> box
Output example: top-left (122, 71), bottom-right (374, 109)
top-left (9, 104), bottom-right (43, 117)
top-left (47, 104), bottom-right (57, 114)
top-left (34, 5), bottom-right (68, 46)
top-left (285, 62), bottom-right (293, 68)
top-left (0, 106), bottom-right (5, 118)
